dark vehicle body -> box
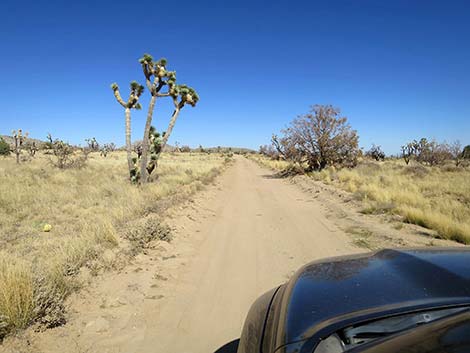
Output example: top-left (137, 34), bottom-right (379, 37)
top-left (237, 248), bottom-right (470, 353)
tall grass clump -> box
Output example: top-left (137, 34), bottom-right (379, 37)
top-left (332, 160), bottom-right (470, 243)
top-left (0, 254), bottom-right (34, 337)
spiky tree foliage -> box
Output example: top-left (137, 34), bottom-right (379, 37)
top-left (111, 81), bottom-right (144, 179)
top-left (129, 126), bottom-right (164, 183)
top-left (138, 53), bottom-right (199, 183)
top-left (145, 126), bottom-right (164, 177)
top-left (365, 144), bottom-right (386, 161)
top-left (147, 82), bottom-right (198, 175)
top-left (85, 137), bottom-right (99, 152)
top-left (100, 143), bottom-right (116, 157)
top-left (401, 142), bottom-right (416, 165)
top-left (11, 129), bottom-right (28, 164)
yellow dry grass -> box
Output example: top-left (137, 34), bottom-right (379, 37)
top-left (251, 154), bottom-right (470, 244)
top-left (0, 151), bottom-right (228, 337)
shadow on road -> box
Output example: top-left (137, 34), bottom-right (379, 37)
top-left (213, 339), bottom-right (240, 353)
top-left (260, 173), bottom-right (285, 179)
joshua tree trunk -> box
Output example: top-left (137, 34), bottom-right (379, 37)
top-left (15, 138), bottom-right (20, 164)
top-left (140, 95), bottom-right (157, 183)
top-left (125, 107), bottom-right (133, 177)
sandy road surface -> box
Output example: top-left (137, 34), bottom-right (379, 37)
top-left (4, 157), bottom-right (362, 353)
top-left (140, 157), bottom-right (361, 353)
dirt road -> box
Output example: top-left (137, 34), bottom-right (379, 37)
top-left (7, 157), bottom-right (362, 353)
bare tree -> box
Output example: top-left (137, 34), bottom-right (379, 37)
top-left (271, 134), bottom-right (303, 164)
top-left (278, 105), bottom-right (359, 171)
top-left (449, 140), bottom-right (463, 167)
top-left (259, 144), bottom-right (279, 159)
top-left (415, 138), bottom-right (451, 166)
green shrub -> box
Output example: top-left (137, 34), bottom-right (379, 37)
top-left (0, 137), bottom-right (10, 156)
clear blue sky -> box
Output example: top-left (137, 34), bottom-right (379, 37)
top-left (1, 0), bottom-right (469, 154)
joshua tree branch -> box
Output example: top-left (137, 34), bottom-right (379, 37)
top-left (113, 89), bottom-right (127, 107)
top-left (160, 98), bottom-right (185, 150)
top-left (155, 81), bottom-right (165, 93)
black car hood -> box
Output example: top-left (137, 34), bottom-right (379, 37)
top-left (276, 248), bottom-right (470, 349)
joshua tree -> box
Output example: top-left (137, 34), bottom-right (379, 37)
top-left (85, 137), bottom-right (99, 152)
top-left (24, 141), bottom-right (38, 157)
top-left (12, 129), bottom-right (28, 163)
top-left (100, 143), bottom-right (116, 157)
top-left (401, 142), bottom-right (416, 165)
top-left (145, 126), bottom-right (164, 176)
top-left (111, 81), bottom-right (144, 179)
top-left (138, 53), bottom-right (199, 183)
top-left (365, 144), bottom-right (385, 161)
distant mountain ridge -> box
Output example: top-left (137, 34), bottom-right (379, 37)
top-left (1, 134), bottom-right (45, 147)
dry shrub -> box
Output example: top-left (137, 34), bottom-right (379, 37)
top-left (125, 215), bottom-right (172, 250)
top-left (32, 270), bottom-right (68, 329)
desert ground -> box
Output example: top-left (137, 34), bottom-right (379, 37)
top-left (0, 155), bottom-right (459, 353)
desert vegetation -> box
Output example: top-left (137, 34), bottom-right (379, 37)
top-left (112, 54), bottom-right (199, 183)
top-left (0, 52), bottom-right (208, 340)
top-left (0, 149), bottom-right (228, 339)
top-left (256, 104), bottom-right (470, 244)
top-left (262, 105), bottom-right (360, 173)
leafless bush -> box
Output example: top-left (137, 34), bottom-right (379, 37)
top-left (259, 144), bottom-right (280, 160)
top-left (401, 138), bottom-right (457, 166)
top-left (271, 105), bottom-right (360, 171)
top-left (449, 140), bottom-right (464, 167)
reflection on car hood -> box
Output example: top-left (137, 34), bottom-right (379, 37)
top-left (279, 248), bottom-right (470, 346)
